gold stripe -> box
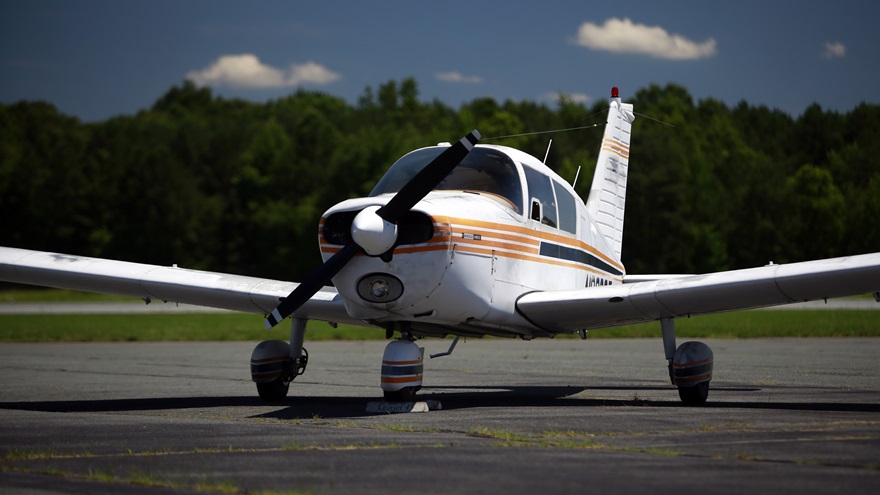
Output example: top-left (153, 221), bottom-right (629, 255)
top-left (316, 210), bottom-right (624, 273)
top-left (673, 358), bottom-right (713, 368)
top-left (437, 216), bottom-right (624, 271)
top-left (381, 376), bottom-right (423, 384)
top-left (453, 245), bottom-right (622, 281)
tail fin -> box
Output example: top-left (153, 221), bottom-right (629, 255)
top-left (585, 87), bottom-right (635, 262)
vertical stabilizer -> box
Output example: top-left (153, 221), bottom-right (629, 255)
top-left (585, 87), bottom-right (635, 262)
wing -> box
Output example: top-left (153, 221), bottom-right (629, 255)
top-left (517, 253), bottom-right (880, 333)
top-left (0, 246), bottom-right (361, 325)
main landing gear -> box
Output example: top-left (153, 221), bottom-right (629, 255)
top-left (250, 319), bottom-right (308, 401)
top-left (662, 318), bottom-right (714, 405)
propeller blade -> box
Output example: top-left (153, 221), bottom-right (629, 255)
top-left (376, 130), bottom-right (480, 222)
top-left (264, 242), bottom-right (360, 328)
top-left (264, 130), bottom-right (480, 329)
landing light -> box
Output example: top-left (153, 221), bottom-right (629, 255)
top-left (357, 273), bottom-right (404, 303)
top-left (371, 279), bottom-right (391, 298)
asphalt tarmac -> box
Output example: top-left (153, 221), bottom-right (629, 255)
top-left (1, 338), bottom-right (879, 494)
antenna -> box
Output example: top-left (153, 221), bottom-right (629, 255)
top-left (543, 139), bottom-right (553, 164)
top-left (572, 165), bottom-right (581, 188)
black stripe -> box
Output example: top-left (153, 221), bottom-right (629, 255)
top-left (539, 242), bottom-right (623, 276)
top-left (381, 364), bottom-right (424, 376)
top-left (674, 363), bottom-right (714, 378)
top-left (251, 362), bottom-right (283, 374)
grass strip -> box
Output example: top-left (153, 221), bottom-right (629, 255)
top-left (0, 310), bottom-right (878, 342)
top-left (0, 314), bottom-right (382, 342)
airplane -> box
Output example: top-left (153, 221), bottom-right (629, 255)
top-left (2, 87), bottom-right (879, 405)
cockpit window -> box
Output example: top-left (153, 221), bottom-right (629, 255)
top-left (370, 147), bottom-right (523, 213)
top-left (553, 179), bottom-right (577, 234)
top-left (523, 166), bottom-right (558, 228)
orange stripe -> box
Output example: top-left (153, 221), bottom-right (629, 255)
top-left (436, 216), bottom-right (624, 271)
top-left (673, 358), bottom-right (713, 368)
top-left (602, 147), bottom-right (629, 160)
top-left (252, 372), bottom-right (282, 379)
top-left (673, 374), bottom-right (712, 384)
top-left (454, 236), bottom-right (540, 255)
top-left (320, 242), bottom-right (620, 279)
top-left (451, 227), bottom-right (541, 246)
top-left (316, 215), bottom-right (624, 273)
top-left (453, 245), bottom-right (621, 280)
top-left (603, 137), bottom-right (629, 152)
top-left (320, 243), bottom-right (450, 255)
top-left (394, 244), bottom-right (449, 255)
top-left (381, 376), bottom-right (423, 384)
top-left (250, 356), bottom-right (287, 364)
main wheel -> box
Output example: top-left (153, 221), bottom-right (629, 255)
top-left (257, 379), bottom-right (290, 401)
top-left (678, 381), bottom-right (709, 405)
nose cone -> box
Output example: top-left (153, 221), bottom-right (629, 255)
top-left (351, 205), bottom-right (398, 256)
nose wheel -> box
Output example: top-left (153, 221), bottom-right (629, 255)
top-left (381, 337), bottom-right (424, 402)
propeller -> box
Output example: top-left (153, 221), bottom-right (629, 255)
top-left (264, 130), bottom-right (481, 329)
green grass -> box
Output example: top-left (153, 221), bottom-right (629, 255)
top-left (0, 314), bottom-right (383, 342)
top-left (0, 311), bottom-right (877, 342)
top-left (0, 288), bottom-right (135, 302)
top-left (582, 310), bottom-right (880, 339)
top-left (0, 289), bottom-right (878, 341)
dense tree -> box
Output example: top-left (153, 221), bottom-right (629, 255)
top-left (2, 80), bottom-right (878, 281)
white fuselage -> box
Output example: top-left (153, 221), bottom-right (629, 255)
top-left (319, 144), bottom-right (626, 339)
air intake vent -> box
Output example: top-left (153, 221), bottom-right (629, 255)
top-left (322, 210), bottom-right (433, 247)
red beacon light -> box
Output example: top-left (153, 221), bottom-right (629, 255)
top-left (611, 86), bottom-right (619, 98)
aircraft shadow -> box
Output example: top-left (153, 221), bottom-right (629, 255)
top-left (2, 385), bottom-right (878, 420)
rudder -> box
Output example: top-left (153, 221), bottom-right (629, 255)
top-left (585, 87), bottom-right (635, 262)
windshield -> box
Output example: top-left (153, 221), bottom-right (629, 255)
top-left (370, 147), bottom-right (523, 213)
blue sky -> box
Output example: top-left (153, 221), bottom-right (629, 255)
top-left (2, 1), bottom-right (878, 122)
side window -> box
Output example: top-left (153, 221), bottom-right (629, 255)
top-left (553, 180), bottom-right (577, 234)
top-left (523, 166), bottom-right (558, 228)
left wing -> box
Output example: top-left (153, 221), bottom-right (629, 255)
top-left (0, 246), bottom-right (361, 325)
top-left (517, 253), bottom-right (880, 333)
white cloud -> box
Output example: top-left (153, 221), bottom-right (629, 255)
top-left (187, 54), bottom-right (340, 89)
top-left (435, 71), bottom-right (483, 84)
top-left (821, 41), bottom-right (846, 59)
top-left (540, 92), bottom-right (592, 105)
top-left (286, 61), bottom-right (342, 85)
top-left (572, 18), bottom-right (717, 60)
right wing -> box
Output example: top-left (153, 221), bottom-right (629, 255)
top-left (0, 246), bottom-right (361, 325)
top-left (517, 252), bottom-right (880, 333)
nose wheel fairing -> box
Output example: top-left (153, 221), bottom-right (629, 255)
top-left (380, 339), bottom-right (424, 402)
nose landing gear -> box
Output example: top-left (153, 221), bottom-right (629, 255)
top-left (381, 337), bottom-right (424, 402)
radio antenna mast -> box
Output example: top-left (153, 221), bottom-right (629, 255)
top-left (543, 139), bottom-right (553, 164)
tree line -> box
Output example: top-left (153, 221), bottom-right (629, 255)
top-left (2, 79), bottom-right (878, 281)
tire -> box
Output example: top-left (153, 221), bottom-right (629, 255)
top-left (257, 379), bottom-right (290, 401)
top-left (678, 381), bottom-right (709, 405)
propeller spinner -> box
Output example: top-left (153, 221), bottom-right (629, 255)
top-left (264, 130), bottom-right (481, 329)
